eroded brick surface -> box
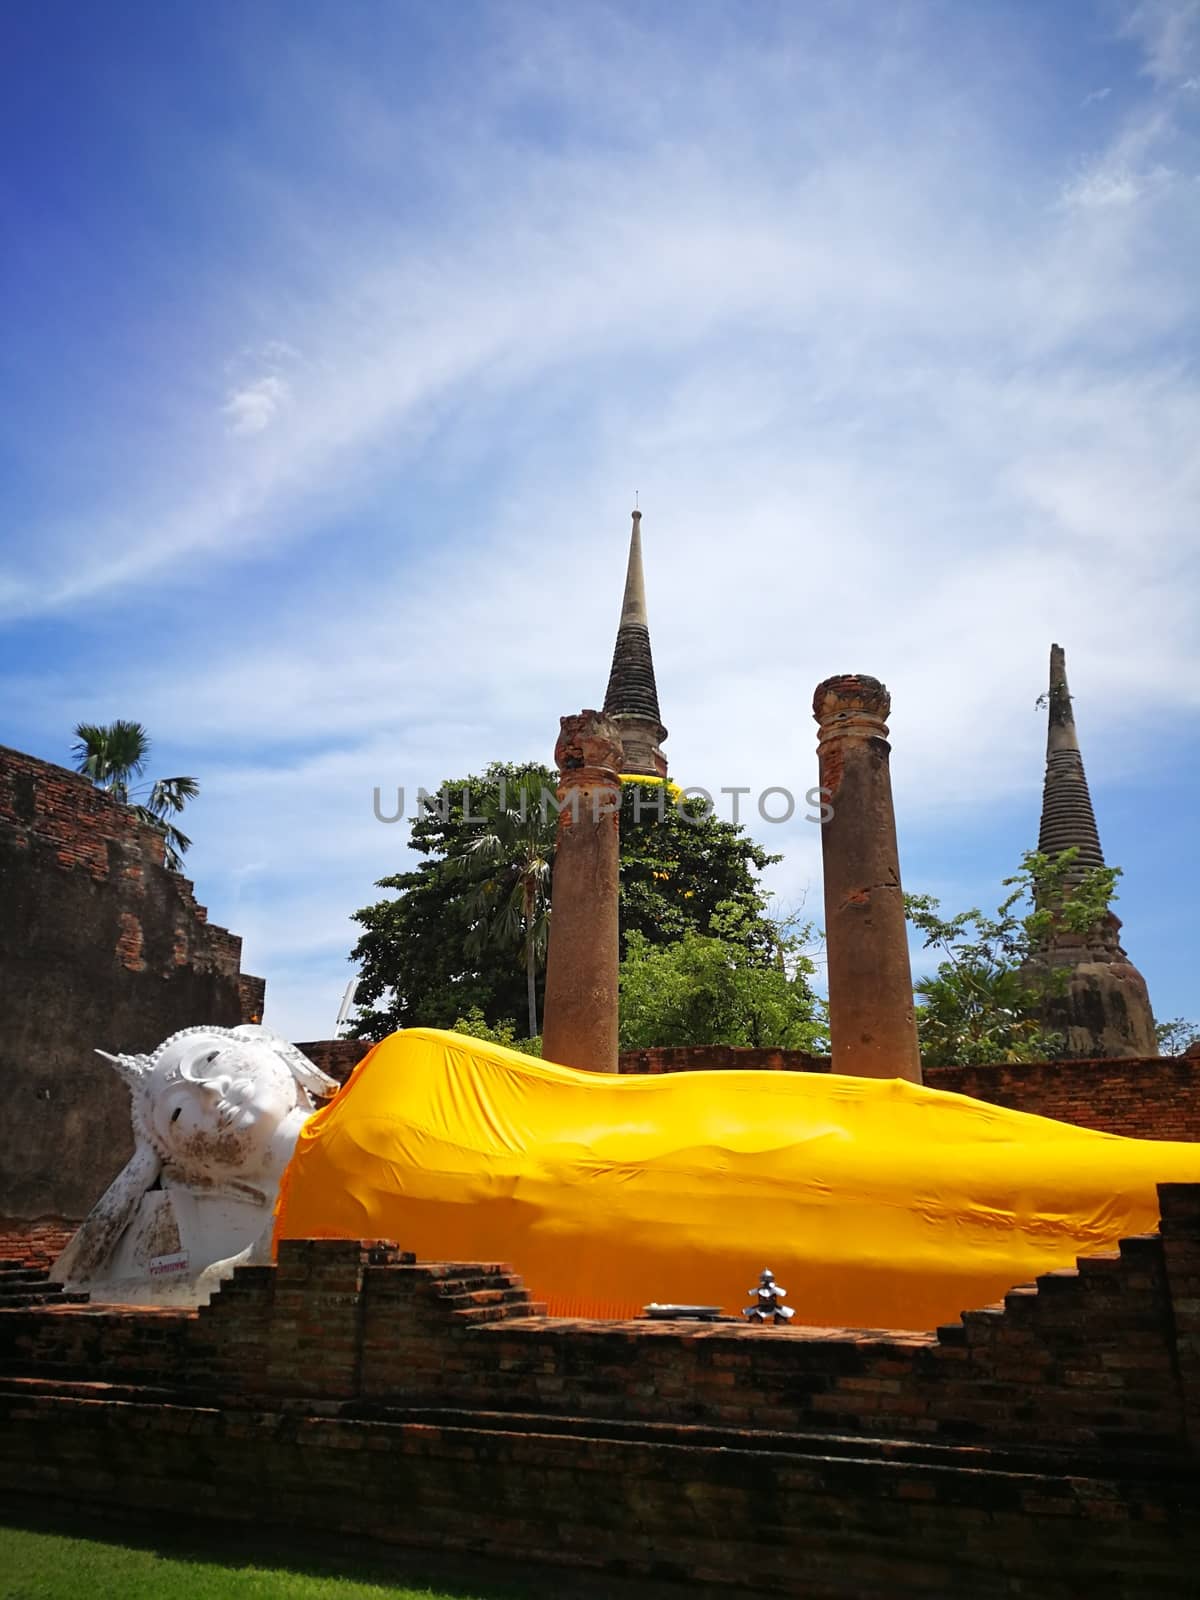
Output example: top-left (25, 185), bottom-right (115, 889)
top-left (612, 1048), bottom-right (1200, 1143)
top-left (0, 744), bottom-right (265, 1219)
top-left (2, 1199), bottom-right (1200, 1593)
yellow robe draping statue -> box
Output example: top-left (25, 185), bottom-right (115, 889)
top-left (273, 1028), bottom-right (1200, 1329)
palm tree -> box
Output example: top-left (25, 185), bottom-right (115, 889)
top-left (445, 794), bottom-right (555, 1037)
top-left (71, 720), bottom-right (200, 872)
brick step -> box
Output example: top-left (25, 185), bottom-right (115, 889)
top-left (1033, 1267), bottom-right (1081, 1293)
top-left (432, 1273), bottom-right (523, 1295)
top-left (0, 1267), bottom-right (52, 1284)
top-left (433, 1286), bottom-right (526, 1302)
top-left (0, 1372), bottom-right (1189, 1483)
top-left (421, 1262), bottom-right (515, 1280)
top-left (341, 1401), bottom-right (1199, 1481)
top-left (1119, 1234), bottom-right (1162, 1259)
top-left (960, 1302), bottom-right (1005, 1325)
top-left (0, 1290), bottom-right (70, 1309)
top-left (446, 1303), bottom-right (531, 1325)
top-left (434, 1285), bottom-right (532, 1308)
top-left (939, 1227), bottom-right (1167, 1348)
top-left (1076, 1253), bottom-right (1123, 1275)
top-left (0, 1375), bottom-right (192, 1405)
top-left (0, 1269), bottom-right (89, 1306)
top-left (441, 1298), bottom-right (535, 1319)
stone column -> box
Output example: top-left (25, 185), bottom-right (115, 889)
top-left (542, 711), bottom-right (623, 1074)
top-left (813, 675), bottom-right (922, 1084)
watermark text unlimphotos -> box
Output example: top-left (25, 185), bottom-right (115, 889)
top-left (371, 781), bottom-right (833, 827)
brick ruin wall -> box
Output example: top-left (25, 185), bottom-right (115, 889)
top-left (295, 1036), bottom-right (373, 1082)
top-left (925, 1056), bottom-right (1200, 1140)
top-left (2, 1184), bottom-right (1200, 1595)
top-left (4, 1205), bottom-right (1195, 1452)
top-left (621, 1044), bottom-right (835, 1074)
top-left (0, 745), bottom-right (265, 1221)
top-left (623, 1047), bottom-right (1200, 1140)
top-left (0, 1219), bottom-right (76, 1271)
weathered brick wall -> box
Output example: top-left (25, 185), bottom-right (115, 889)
top-left (0, 1219), bottom-right (76, 1270)
top-left (620, 1045), bottom-right (833, 1074)
top-left (0, 1304), bottom-right (195, 1386)
top-left (200, 1229), bottom-right (1185, 1457)
top-left (614, 1046), bottom-right (1200, 1141)
top-left (0, 744), bottom-right (265, 1220)
top-left (295, 1037), bottom-right (371, 1083)
top-left (0, 1385), bottom-right (1194, 1598)
top-left (4, 1191), bottom-right (1199, 1459)
top-left (3, 1200), bottom-right (1200, 1595)
top-left (3, 1381), bottom-right (1195, 1599)
top-left (925, 1057), bottom-right (1200, 1140)
top-left (1159, 1182), bottom-right (1200, 1446)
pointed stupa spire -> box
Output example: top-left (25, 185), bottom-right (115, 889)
top-left (602, 510), bottom-right (667, 778)
top-left (616, 509), bottom-right (650, 630)
top-left (1029, 643), bottom-right (1158, 1057)
top-left (1037, 644), bottom-right (1105, 873)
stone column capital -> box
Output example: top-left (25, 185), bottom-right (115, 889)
top-left (554, 711), bottom-right (623, 787)
top-left (813, 675), bottom-right (891, 742)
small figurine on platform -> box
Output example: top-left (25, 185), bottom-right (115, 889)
top-left (743, 1268), bottom-right (795, 1325)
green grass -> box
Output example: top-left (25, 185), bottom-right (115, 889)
top-left (0, 1517), bottom-right (535, 1600)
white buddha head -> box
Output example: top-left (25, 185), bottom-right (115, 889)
top-left (100, 1024), bottom-right (339, 1187)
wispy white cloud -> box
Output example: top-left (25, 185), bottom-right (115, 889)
top-left (1062, 156), bottom-right (1180, 207)
top-left (223, 374), bottom-right (292, 436)
top-left (1062, 163), bottom-right (1155, 206)
top-left (1121, 0), bottom-right (1200, 84)
top-left (4, 3), bottom-right (1199, 1036)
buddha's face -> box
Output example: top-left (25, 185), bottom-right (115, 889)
top-left (148, 1035), bottom-right (299, 1177)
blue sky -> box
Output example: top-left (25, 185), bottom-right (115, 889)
top-left (1, 0), bottom-right (1197, 1040)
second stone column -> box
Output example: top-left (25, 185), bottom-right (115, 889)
top-left (541, 710), bottom-right (624, 1073)
top-left (813, 675), bottom-right (922, 1085)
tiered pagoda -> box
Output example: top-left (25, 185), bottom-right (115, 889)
top-left (1029, 643), bottom-right (1157, 1058)
top-left (602, 510), bottom-right (668, 779)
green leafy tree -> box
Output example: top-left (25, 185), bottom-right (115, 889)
top-left (451, 1005), bottom-right (542, 1058)
top-left (1156, 1018), bottom-right (1200, 1056)
top-left (619, 779), bottom-right (779, 958)
top-left (71, 719), bottom-right (200, 872)
top-left (619, 905), bottom-right (825, 1051)
top-left (905, 848), bottom-right (1122, 1067)
top-left (352, 765), bottom-right (545, 1037)
top-left (350, 764), bottom-right (781, 1039)
top-left (445, 790), bottom-right (555, 1037)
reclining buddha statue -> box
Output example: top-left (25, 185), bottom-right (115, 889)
top-left (54, 1025), bottom-right (1200, 1328)
top-left (50, 1024), bottom-right (337, 1306)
